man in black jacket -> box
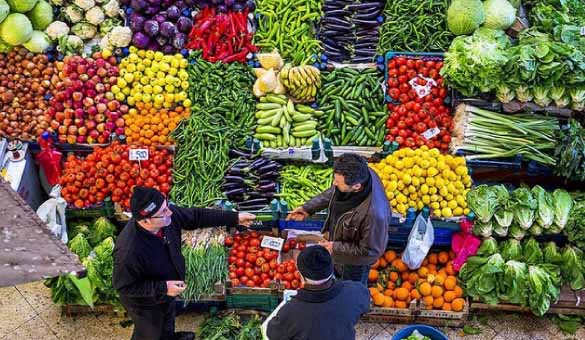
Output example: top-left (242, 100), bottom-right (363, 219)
top-left (266, 245), bottom-right (370, 340)
top-left (113, 186), bottom-right (255, 340)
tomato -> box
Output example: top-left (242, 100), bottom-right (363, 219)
top-left (406, 59), bottom-right (415, 69)
top-left (286, 264), bottom-right (295, 273)
top-left (405, 117), bottom-right (414, 126)
top-left (387, 78), bottom-right (399, 88)
top-left (246, 253), bottom-right (257, 264)
top-left (442, 135), bottom-right (451, 143)
top-left (246, 280), bottom-right (255, 288)
top-left (399, 93), bottom-right (410, 103)
top-left (277, 265), bottom-right (286, 274)
top-left (274, 273), bottom-right (282, 280)
top-left (254, 267), bottom-right (262, 275)
top-left (284, 281), bottom-right (291, 289)
top-left (398, 75), bottom-right (408, 84)
top-left (283, 273), bottom-right (294, 281)
top-left (244, 268), bottom-right (254, 277)
top-left (396, 57), bottom-right (407, 66)
top-left (256, 257), bottom-right (266, 266)
top-left (229, 272), bottom-right (237, 279)
top-left (224, 236), bottom-right (234, 247)
top-left (230, 248), bottom-right (238, 256)
top-left (263, 279), bottom-right (272, 287)
top-left (237, 245), bottom-right (247, 252)
top-left (415, 59), bottom-right (424, 69)
top-left (388, 68), bottom-right (398, 78)
top-left (236, 267), bottom-right (245, 277)
top-left (231, 278), bottom-right (240, 286)
top-left (282, 242), bottom-right (290, 253)
top-left (420, 67), bottom-right (429, 77)
top-left (407, 70), bottom-right (417, 80)
top-left (395, 136), bottom-right (404, 145)
top-left (269, 259), bottom-right (278, 270)
top-left (252, 275), bottom-right (261, 285)
top-left (429, 68), bottom-right (438, 79)
top-left (294, 271), bottom-right (301, 280)
top-left (250, 238), bottom-right (260, 247)
top-left (248, 246), bottom-right (258, 253)
top-left (236, 251), bottom-right (245, 259)
top-left (291, 280), bottom-right (300, 289)
top-left (228, 256), bottom-right (237, 265)
top-left (240, 276), bottom-right (249, 284)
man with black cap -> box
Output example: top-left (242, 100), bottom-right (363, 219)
top-left (113, 186), bottom-right (256, 340)
top-left (287, 153), bottom-right (391, 285)
top-left (266, 245), bottom-right (370, 340)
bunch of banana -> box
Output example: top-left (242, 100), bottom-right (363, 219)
top-left (280, 64), bottom-right (322, 101)
top-left (253, 94), bottom-right (325, 148)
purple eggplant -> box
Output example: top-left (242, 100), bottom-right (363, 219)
top-left (259, 171), bottom-right (279, 180)
top-left (221, 182), bottom-right (243, 191)
top-left (162, 45), bottom-right (176, 54)
top-left (132, 32), bottom-right (150, 49)
top-left (167, 5), bottom-right (180, 20)
top-left (130, 0), bottom-right (147, 11)
top-left (352, 18), bottom-right (379, 26)
top-left (322, 17), bottom-right (351, 26)
top-left (225, 187), bottom-right (247, 197)
top-left (249, 158), bottom-right (270, 170)
top-left (129, 13), bottom-right (146, 32)
top-left (176, 16), bottom-right (193, 33)
top-left (324, 10), bottom-right (349, 17)
top-left (172, 33), bottom-right (187, 49)
top-left (153, 14), bottom-right (166, 24)
top-left (257, 182), bottom-right (277, 193)
top-left (229, 149), bottom-right (251, 158)
top-left (160, 22), bottom-right (177, 38)
top-left (347, 2), bottom-right (382, 10)
top-left (144, 20), bottom-right (160, 37)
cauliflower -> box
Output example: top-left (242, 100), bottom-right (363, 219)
top-left (95, 0), bottom-right (108, 3)
top-left (74, 0), bottom-right (95, 10)
top-left (71, 22), bottom-right (97, 40)
top-left (102, 0), bottom-right (120, 18)
top-left (85, 6), bottom-right (104, 25)
top-left (99, 32), bottom-right (113, 50)
top-left (46, 21), bottom-right (70, 40)
top-left (64, 5), bottom-right (84, 23)
top-left (99, 17), bottom-right (121, 35)
top-left (108, 26), bottom-right (131, 47)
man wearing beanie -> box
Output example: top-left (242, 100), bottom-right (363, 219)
top-left (288, 153), bottom-right (391, 285)
top-left (266, 246), bottom-right (369, 340)
top-left (113, 186), bottom-right (255, 340)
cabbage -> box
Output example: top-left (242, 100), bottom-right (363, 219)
top-left (500, 260), bottom-right (528, 305)
top-left (552, 189), bottom-right (573, 230)
top-left (477, 237), bottom-right (499, 256)
top-left (447, 0), bottom-right (485, 35)
top-left (509, 223), bottom-right (526, 240)
top-left (467, 185), bottom-right (499, 223)
top-left (6, 0), bottom-right (38, 12)
top-left (527, 264), bottom-right (561, 316)
top-left (473, 220), bottom-right (493, 238)
top-left (0, 13), bottom-right (33, 45)
top-left (89, 217), bottom-right (116, 246)
top-left (23, 30), bottom-right (51, 52)
top-left (68, 233), bottom-right (91, 260)
top-left (511, 187), bottom-right (537, 230)
top-left (561, 246), bottom-right (585, 291)
top-left (532, 186), bottom-right (554, 229)
top-left (27, 0), bottom-right (53, 30)
top-left (523, 238), bottom-right (543, 265)
top-left (529, 224), bottom-right (543, 236)
top-left (493, 224), bottom-right (509, 237)
top-left (0, 0), bottom-right (8, 23)
top-left (483, 0), bottom-right (517, 31)
top-left (501, 239), bottom-right (523, 261)
top-left (543, 242), bottom-right (562, 265)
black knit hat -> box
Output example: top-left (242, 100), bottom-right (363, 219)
top-left (297, 245), bottom-right (333, 281)
top-left (130, 186), bottom-right (165, 220)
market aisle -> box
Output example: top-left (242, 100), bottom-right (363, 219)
top-left (0, 282), bottom-right (583, 340)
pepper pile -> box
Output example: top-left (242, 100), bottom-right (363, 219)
top-left (60, 142), bottom-right (173, 209)
top-left (186, 8), bottom-right (256, 63)
top-left (385, 56), bottom-right (452, 152)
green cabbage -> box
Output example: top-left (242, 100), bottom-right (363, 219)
top-left (89, 217), bottom-right (116, 246)
top-left (447, 0), bottom-right (486, 35)
top-left (553, 189), bottom-right (573, 230)
top-left (532, 186), bottom-right (554, 229)
top-left (68, 233), bottom-right (92, 260)
top-left (493, 224), bottom-right (509, 237)
top-left (500, 260), bottom-right (528, 305)
top-left (477, 237), bottom-right (499, 256)
top-left (527, 264), bottom-right (561, 316)
top-left (6, 0), bottom-right (38, 12)
top-left (493, 185), bottom-right (513, 228)
top-left (523, 238), bottom-right (543, 265)
top-left (467, 185), bottom-right (499, 223)
top-left (543, 242), bottom-right (562, 265)
top-left (0, 0), bottom-right (8, 23)
top-left (501, 239), bottom-right (523, 261)
top-left (23, 30), bottom-right (51, 52)
top-left (509, 223), bottom-right (526, 240)
top-left (467, 254), bottom-right (505, 305)
top-left (473, 220), bottom-right (493, 238)
top-left (0, 13), bottom-right (33, 45)
top-left (529, 224), bottom-right (543, 236)
top-left (511, 187), bottom-right (537, 230)
top-left (483, 0), bottom-right (517, 30)
top-left (561, 246), bottom-right (585, 291)
top-left (458, 256), bottom-right (489, 283)
top-left (27, 0), bottom-right (53, 30)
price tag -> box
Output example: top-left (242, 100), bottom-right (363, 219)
top-left (287, 148), bottom-right (296, 155)
top-left (581, 26), bottom-right (585, 36)
top-left (261, 236), bottom-right (285, 251)
top-left (422, 127), bottom-right (441, 140)
top-left (129, 149), bottom-right (149, 161)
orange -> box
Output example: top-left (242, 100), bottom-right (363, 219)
top-left (444, 291), bottom-right (456, 303)
top-left (438, 252), bottom-right (449, 264)
top-left (422, 259), bottom-right (429, 266)
top-left (384, 250), bottom-right (397, 263)
top-left (379, 258), bottom-right (388, 268)
top-left (428, 253), bottom-right (438, 265)
top-left (433, 296), bottom-right (444, 309)
top-left (371, 259), bottom-right (380, 269)
top-left (434, 274), bottom-right (446, 286)
top-left (453, 286), bottom-right (464, 298)
top-left (442, 303), bottom-right (452, 311)
top-left (395, 288), bottom-right (409, 301)
top-left (408, 273), bottom-right (419, 284)
top-left (444, 277), bottom-right (457, 291)
top-left (428, 264), bottom-right (437, 274)
top-left (375, 283), bottom-right (384, 293)
top-left (431, 286), bottom-right (444, 298)
top-left (368, 287), bottom-right (378, 297)
top-left (386, 281), bottom-right (396, 290)
top-left (392, 259), bottom-right (408, 272)
top-left (395, 301), bottom-right (408, 309)
top-left (417, 266), bottom-right (429, 278)
top-left (419, 282), bottom-right (432, 297)
top-left (384, 289), bottom-right (394, 297)
top-left (446, 262), bottom-right (456, 276)
top-left (410, 289), bottom-right (421, 300)
top-left (383, 296), bottom-right (395, 308)
top-left (452, 298), bottom-right (465, 312)
top-left (401, 281), bottom-right (412, 291)
top-left (401, 272), bottom-right (410, 281)
top-left (373, 293), bottom-right (385, 306)
top-left (368, 269), bottom-right (379, 282)
top-left (423, 296), bottom-right (434, 306)
top-left (389, 272), bottom-right (399, 282)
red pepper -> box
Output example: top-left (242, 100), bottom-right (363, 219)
top-left (222, 49), bottom-right (248, 63)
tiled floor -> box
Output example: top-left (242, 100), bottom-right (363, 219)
top-left (0, 281), bottom-right (583, 340)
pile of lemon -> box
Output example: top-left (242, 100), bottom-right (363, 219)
top-left (370, 146), bottom-right (472, 218)
top-left (111, 47), bottom-right (190, 109)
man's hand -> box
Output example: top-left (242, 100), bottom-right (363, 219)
top-left (287, 207), bottom-right (309, 221)
top-left (166, 281), bottom-right (186, 297)
top-left (319, 241), bottom-right (333, 254)
top-left (238, 212), bottom-right (256, 227)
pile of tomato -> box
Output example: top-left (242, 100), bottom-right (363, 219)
top-left (60, 142), bottom-right (173, 209)
top-left (225, 231), bottom-right (305, 290)
top-left (385, 56), bottom-right (453, 152)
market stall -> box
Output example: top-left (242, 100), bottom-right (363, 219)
top-left (1, 0), bottom-right (585, 338)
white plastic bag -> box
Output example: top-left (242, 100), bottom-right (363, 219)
top-left (36, 185), bottom-right (68, 244)
top-left (402, 213), bottom-right (434, 270)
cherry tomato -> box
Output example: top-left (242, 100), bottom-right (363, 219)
top-left (236, 267), bottom-right (245, 277)
top-left (245, 268), bottom-right (254, 277)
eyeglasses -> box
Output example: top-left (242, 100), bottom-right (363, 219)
top-left (149, 201), bottom-right (171, 219)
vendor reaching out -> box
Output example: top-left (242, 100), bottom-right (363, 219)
top-left (113, 186), bottom-right (255, 340)
top-left (287, 153), bottom-right (391, 285)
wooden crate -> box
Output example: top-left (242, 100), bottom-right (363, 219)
top-left (61, 304), bottom-right (120, 317)
top-left (415, 299), bottom-right (469, 328)
top-left (361, 300), bottom-right (416, 323)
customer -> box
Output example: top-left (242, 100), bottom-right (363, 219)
top-left (266, 245), bottom-right (370, 340)
top-left (113, 186), bottom-right (255, 340)
top-left (287, 153), bottom-right (391, 285)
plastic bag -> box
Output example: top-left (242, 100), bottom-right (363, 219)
top-left (35, 133), bottom-right (62, 186)
top-left (36, 185), bottom-right (68, 244)
top-left (402, 213), bottom-right (434, 270)
top-left (451, 218), bottom-right (481, 271)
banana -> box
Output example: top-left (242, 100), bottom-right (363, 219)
top-left (298, 67), bottom-right (312, 85)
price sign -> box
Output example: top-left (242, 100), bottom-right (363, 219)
top-left (581, 27), bottom-right (585, 36)
top-left (129, 149), bottom-right (149, 161)
top-left (422, 127), bottom-right (441, 140)
top-left (261, 236), bottom-right (285, 251)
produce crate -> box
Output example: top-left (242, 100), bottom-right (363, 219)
top-left (278, 210), bottom-right (328, 232)
top-left (384, 52), bottom-right (445, 104)
top-left (362, 300), bottom-right (417, 323)
top-left (61, 304), bottom-right (120, 317)
top-left (218, 199), bottom-right (280, 231)
top-left (65, 198), bottom-right (115, 219)
top-left (225, 281), bottom-right (282, 313)
top-left (387, 219), bottom-right (459, 247)
top-left (415, 299), bottom-right (469, 328)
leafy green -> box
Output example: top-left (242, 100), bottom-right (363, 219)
top-left (561, 246), bottom-right (585, 291)
top-left (552, 315), bottom-right (583, 335)
top-left (482, 0), bottom-right (517, 31)
top-left (44, 274), bottom-right (96, 307)
top-left (509, 223), bottom-right (526, 240)
top-left (68, 233), bottom-right (92, 260)
top-left (565, 196), bottom-right (585, 249)
top-left (473, 220), bottom-right (493, 238)
top-left (527, 264), bottom-right (561, 316)
top-left (477, 237), bottom-right (499, 256)
top-left (89, 237), bottom-right (118, 305)
top-left (511, 188), bottom-right (537, 230)
top-left (543, 242), bottom-right (563, 265)
top-left (501, 239), bottom-right (523, 261)
top-left (500, 260), bottom-right (528, 305)
top-left (467, 185), bottom-right (499, 223)
top-left (493, 224), bottom-right (509, 237)
top-left (552, 189), bottom-right (573, 230)
top-left (523, 238), bottom-right (544, 265)
top-left (447, 0), bottom-right (486, 35)
top-left (198, 313), bottom-right (262, 340)
top-left (464, 254), bottom-right (505, 305)
top-left (69, 224), bottom-right (90, 240)
top-left (532, 185), bottom-right (555, 229)
top-left (89, 217), bottom-right (116, 246)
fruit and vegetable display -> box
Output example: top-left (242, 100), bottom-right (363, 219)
top-left (225, 231), bottom-right (303, 290)
top-left (368, 250), bottom-right (466, 312)
top-left (46, 52), bottom-right (125, 144)
top-left (279, 164), bottom-right (333, 209)
top-left (60, 142), bottom-right (173, 209)
top-left (467, 185), bottom-right (573, 239)
top-left (371, 146), bottom-right (472, 217)
top-left (385, 55), bottom-right (452, 151)
top-left (318, 0), bottom-right (384, 63)
top-left (222, 156), bottom-right (281, 210)
top-left (0, 48), bottom-right (54, 140)
top-left (317, 67), bottom-right (386, 146)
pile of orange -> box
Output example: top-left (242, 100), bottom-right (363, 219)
top-left (124, 102), bottom-right (190, 146)
top-left (368, 250), bottom-right (465, 312)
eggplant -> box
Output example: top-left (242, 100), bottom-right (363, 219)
top-left (259, 171), bottom-right (280, 180)
top-left (351, 56), bottom-right (376, 63)
top-left (237, 198), bottom-right (269, 207)
top-left (224, 187), bottom-right (247, 197)
top-left (256, 163), bottom-right (281, 175)
top-left (257, 182), bottom-right (277, 193)
top-left (321, 17), bottom-right (351, 26)
top-left (324, 9), bottom-right (350, 17)
top-left (229, 149), bottom-right (251, 158)
top-left (354, 43), bottom-right (376, 50)
top-left (236, 204), bottom-right (269, 211)
top-left (224, 175), bottom-right (246, 184)
top-left (356, 36), bottom-right (380, 44)
top-left (353, 12), bottom-right (380, 20)
top-left (221, 182), bottom-right (244, 190)
top-left (323, 23), bottom-right (353, 32)
top-left (352, 18), bottom-right (379, 26)
top-left (249, 158), bottom-right (270, 171)
top-left (347, 2), bottom-right (382, 11)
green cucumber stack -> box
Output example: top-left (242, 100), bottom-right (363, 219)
top-left (254, 94), bottom-right (324, 148)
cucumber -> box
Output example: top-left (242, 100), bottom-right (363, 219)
top-left (289, 135), bottom-right (296, 147)
top-left (257, 103), bottom-right (282, 110)
top-left (292, 113), bottom-right (312, 122)
top-left (259, 108), bottom-right (281, 119)
top-left (282, 104), bottom-right (292, 122)
top-left (271, 109), bottom-right (283, 127)
top-left (266, 94), bottom-right (287, 105)
top-left (292, 121), bottom-right (318, 132)
top-left (283, 124), bottom-right (290, 145)
top-left (254, 133), bottom-right (277, 141)
top-left (258, 116), bottom-right (274, 125)
top-left (276, 134), bottom-right (283, 147)
top-left (279, 115), bottom-right (287, 128)
top-left (313, 110), bottom-right (325, 117)
top-left (257, 126), bottom-right (281, 134)
top-left (292, 129), bottom-right (317, 138)
top-left (296, 104), bottom-right (315, 114)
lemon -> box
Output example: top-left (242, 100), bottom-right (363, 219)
top-left (447, 183), bottom-right (457, 193)
top-left (440, 201), bottom-right (448, 208)
top-left (152, 85), bottom-right (162, 94)
top-left (154, 94), bottom-right (165, 104)
top-left (180, 59), bottom-right (188, 68)
top-left (448, 200), bottom-right (458, 209)
top-left (123, 73), bottom-right (134, 83)
top-left (137, 50), bottom-right (146, 58)
top-left (453, 207), bottom-right (464, 216)
top-left (429, 187), bottom-right (437, 195)
top-left (154, 52), bottom-right (164, 61)
top-left (390, 198), bottom-right (397, 206)
top-left (430, 194), bottom-right (439, 202)
top-left (434, 210), bottom-right (442, 218)
top-left (137, 63), bottom-right (146, 72)
top-left (390, 174), bottom-right (398, 182)
top-left (387, 192), bottom-right (395, 199)
top-left (183, 99), bottom-right (192, 107)
top-left (402, 173), bottom-right (412, 185)
top-left (395, 160), bottom-right (404, 170)
top-left (140, 77), bottom-right (150, 85)
top-left (439, 186), bottom-right (449, 197)
top-left (426, 177), bottom-right (435, 186)
top-left (129, 46), bottom-right (137, 53)
top-left (464, 208), bottom-right (471, 215)
top-left (404, 157), bottom-right (414, 168)
top-left (128, 53), bottom-right (138, 62)
top-left (102, 49), bottom-right (113, 58)
top-left (446, 194), bottom-right (454, 201)
top-left (388, 181), bottom-right (398, 191)
top-left (408, 201), bottom-right (417, 208)
top-left (422, 195), bottom-right (430, 205)
top-left (117, 78), bottom-right (127, 88)
top-left (456, 166), bottom-right (467, 176)
top-left (427, 167), bottom-right (438, 177)
top-left (431, 202), bottom-right (440, 210)
top-left (435, 177), bottom-right (445, 187)
top-left (417, 201), bottom-right (425, 210)
top-left (442, 207), bottom-right (453, 218)
top-left (420, 184), bottom-right (429, 194)
top-left (397, 194), bottom-right (407, 204)
top-left (126, 97), bottom-right (135, 106)
top-left (412, 177), bottom-right (420, 187)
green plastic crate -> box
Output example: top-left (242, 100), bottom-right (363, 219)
top-left (66, 197), bottom-right (115, 219)
top-left (226, 294), bottom-right (280, 313)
